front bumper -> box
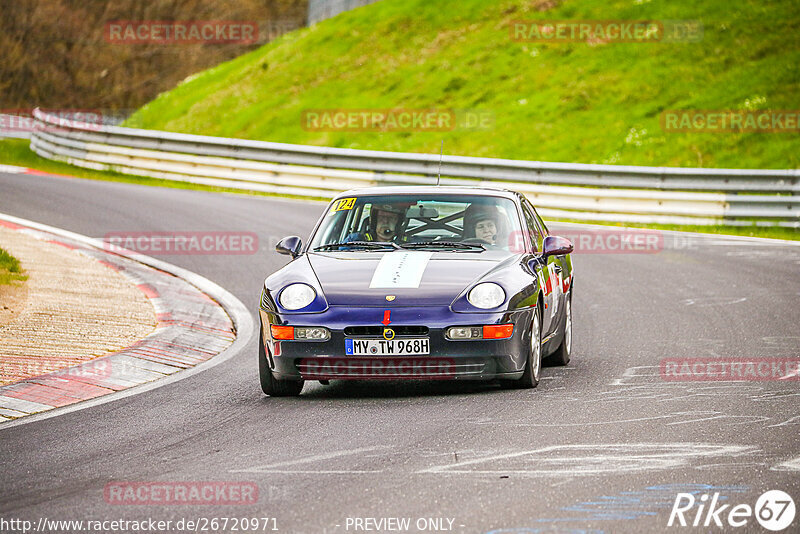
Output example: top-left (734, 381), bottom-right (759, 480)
top-left (259, 305), bottom-right (534, 381)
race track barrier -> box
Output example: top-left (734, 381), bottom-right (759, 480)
top-left (29, 109), bottom-right (800, 227)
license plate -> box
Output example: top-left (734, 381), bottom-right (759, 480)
top-left (345, 337), bottom-right (430, 356)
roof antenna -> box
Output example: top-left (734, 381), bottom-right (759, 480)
top-left (436, 140), bottom-right (444, 186)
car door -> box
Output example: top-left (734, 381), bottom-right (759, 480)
top-left (533, 205), bottom-right (571, 335)
top-left (521, 201), bottom-right (558, 337)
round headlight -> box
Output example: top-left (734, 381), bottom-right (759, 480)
top-left (279, 283), bottom-right (316, 310)
top-left (467, 282), bottom-right (505, 309)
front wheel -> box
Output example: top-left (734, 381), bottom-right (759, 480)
top-left (502, 307), bottom-right (542, 389)
top-left (259, 332), bottom-right (304, 397)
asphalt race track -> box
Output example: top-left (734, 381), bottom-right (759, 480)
top-left (1, 171), bottom-right (799, 533)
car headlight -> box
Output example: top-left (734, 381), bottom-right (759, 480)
top-left (279, 283), bottom-right (316, 310)
top-left (467, 282), bottom-right (505, 309)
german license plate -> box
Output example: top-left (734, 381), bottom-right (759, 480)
top-left (345, 338), bottom-right (430, 356)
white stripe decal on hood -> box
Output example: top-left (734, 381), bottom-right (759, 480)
top-left (369, 251), bottom-right (433, 289)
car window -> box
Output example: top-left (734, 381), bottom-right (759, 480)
top-left (309, 194), bottom-right (523, 251)
top-left (521, 201), bottom-right (544, 253)
top-left (533, 207), bottom-right (549, 237)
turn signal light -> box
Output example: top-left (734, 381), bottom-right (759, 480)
top-left (270, 325), bottom-right (331, 341)
top-left (482, 324), bottom-right (514, 339)
top-left (446, 324), bottom-right (514, 340)
top-left (271, 325), bottom-right (294, 340)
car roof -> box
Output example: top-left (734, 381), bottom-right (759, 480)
top-left (334, 185), bottom-right (521, 201)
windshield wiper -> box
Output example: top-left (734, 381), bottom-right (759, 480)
top-left (400, 241), bottom-right (485, 251)
top-left (313, 241), bottom-right (400, 251)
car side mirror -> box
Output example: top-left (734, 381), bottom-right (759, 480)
top-left (543, 235), bottom-right (573, 257)
top-left (276, 236), bottom-right (302, 258)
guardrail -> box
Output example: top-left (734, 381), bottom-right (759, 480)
top-left (0, 114), bottom-right (32, 139)
top-left (29, 109), bottom-right (799, 227)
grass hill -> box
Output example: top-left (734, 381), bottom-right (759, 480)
top-left (129, 0), bottom-right (800, 169)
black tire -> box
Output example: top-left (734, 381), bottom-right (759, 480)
top-left (259, 331), bottom-right (304, 397)
top-left (501, 307), bottom-right (542, 389)
top-left (547, 293), bottom-right (572, 367)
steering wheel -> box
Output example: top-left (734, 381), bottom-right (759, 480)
top-left (462, 237), bottom-right (494, 245)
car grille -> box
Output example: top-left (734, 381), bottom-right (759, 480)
top-left (344, 326), bottom-right (429, 337)
top-left (296, 359), bottom-right (485, 379)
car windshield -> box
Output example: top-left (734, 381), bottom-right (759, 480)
top-left (309, 194), bottom-right (523, 252)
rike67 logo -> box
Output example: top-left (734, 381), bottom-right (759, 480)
top-left (668, 490), bottom-right (795, 531)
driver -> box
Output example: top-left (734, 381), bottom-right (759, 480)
top-left (371, 205), bottom-right (402, 242)
top-left (346, 204), bottom-right (406, 242)
top-left (474, 214), bottom-right (498, 244)
top-left (463, 204), bottom-right (503, 246)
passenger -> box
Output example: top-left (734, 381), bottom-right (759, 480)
top-left (474, 215), bottom-right (498, 244)
top-left (463, 204), bottom-right (505, 246)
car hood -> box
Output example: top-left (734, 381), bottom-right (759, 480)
top-left (307, 250), bottom-right (514, 306)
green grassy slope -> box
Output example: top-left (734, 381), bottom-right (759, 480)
top-left (129, 0), bottom-right (800, 169)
